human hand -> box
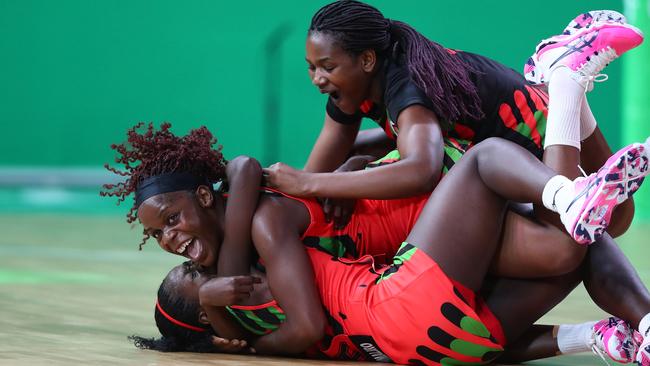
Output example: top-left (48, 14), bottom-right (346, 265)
top-left (211, 336), bottom-right (256, 354)
top-left (322, 198), bottom-right (355, 229)
top-left (198, 276), bottom-right (262, 307)
top-left (263, 162), bottom-right (312, 197)
top-left (335, 155), bottom-right (374, 172)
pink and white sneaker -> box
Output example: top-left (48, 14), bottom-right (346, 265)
top-left (637, 337), bottom-right (650, 365)
top-left (524, 20), bottom-right (643, 91)
top-left (591, 317), bottom-right (639, 363)
top-left (563, 11), bottom-right (627, 36)
top-left (524, 10), bottom-right (627, 84)
top-left (560, 139), bottom-right (649, 244)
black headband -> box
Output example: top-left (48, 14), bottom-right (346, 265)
top-left (135, 172), bottom-right (210, 207)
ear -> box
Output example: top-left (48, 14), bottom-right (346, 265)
top-left (195, 185), bottom-right (214, 208)
top-left (360, 49), bottom-right (377, 72)
top-left (198, 309), bottom-right (210, 325)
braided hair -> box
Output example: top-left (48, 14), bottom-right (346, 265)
top-left (130, 262), bottom-right (216, 352)
top-left (309, 0), bottom-right (484, 126)
top-left (101, 123), bottom-right (227, 247)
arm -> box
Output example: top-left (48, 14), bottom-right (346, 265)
top-left (199, 276), bottom-right (262, 343)
top-left (304, 114), bottom-right (361, 173)
top-left (202, 156), bottom-right (261, 344)
top-left (265, 105), bottom-right (444, 199)
top-left (218, 155), bottom-right (262, 276)
top-left (349, 127), bottom-right (396, 159)
top-left (249, 200), bottom-right (325, 355)
top-left (320, 154), bottom-right (377, 228)
top-left (202, 303), bottom-right (253, 344)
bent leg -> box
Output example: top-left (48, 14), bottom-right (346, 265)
top-left (491, 208), bottom-right (584, 278)
top-left (406, 139), bottom-right (556, 290)
top-left (583, 233), bottom-right (650, 328)
top-left (488, 233), bottom-right (650, 362)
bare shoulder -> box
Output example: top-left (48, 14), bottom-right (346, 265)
top-left (251, 195), bottom-right (310, 250)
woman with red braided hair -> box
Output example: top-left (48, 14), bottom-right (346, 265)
top-left (103, 122), bottom-right (269, 351)
top-left (102, 122), bottom-right (261, 271)
top-left (104, 123), bottom-right (650, 364)
top-left (262, 1), bottom-right (644, 278)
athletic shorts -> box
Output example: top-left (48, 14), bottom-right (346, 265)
top-left (310, 243), bottom-right (506, 365)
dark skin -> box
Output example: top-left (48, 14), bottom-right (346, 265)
top-left (159, 140), bottom-right (649, 360)
top-left (138, 155), bottom-right (265, 350)
top-left (256, 138), bottom-right (649, 357)
top-left (263, 32), bottom-right (634, 278)
top-left (266, 33), bottom-right (443, 199)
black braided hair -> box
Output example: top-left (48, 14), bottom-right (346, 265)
top-left (129, 262), bottom-right (216, 352)
top-left (309, 0), bottom-right (484, 127)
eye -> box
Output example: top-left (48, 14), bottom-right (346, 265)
top-left (150, 229), bottom-right (162, 240)
top-left (190, 270), bottom-right (198, 279)
top-left (323, 64), bottom-right (335, 72)
top-left (307, 63), bottom-right (315, 72)
top-left (166, 213), bottom-right (179, 226)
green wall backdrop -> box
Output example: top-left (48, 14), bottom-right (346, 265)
top-left (1, 0), bottom-right (630, 169)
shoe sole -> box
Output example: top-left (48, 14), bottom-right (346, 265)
top-left (526, 23), bottom-right (644, 84)
top-left (571, 143), bottom-right (648, 244)
top-left (534, 23), bottom-right (643, 60)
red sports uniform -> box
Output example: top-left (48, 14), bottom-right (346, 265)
top-left (308, 243), bottom-right (505, 365)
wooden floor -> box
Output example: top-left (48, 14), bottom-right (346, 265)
top-left (1, 214), bottom-right (648, 366)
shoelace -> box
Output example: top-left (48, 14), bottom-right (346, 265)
top-left (591, 342), bottom-right (641, 366)
top-left (591, 342), bottom-right (612, 366)
top-left (584, 73), bottom-right (610, 92)
top-left (590, 320), bottom-right (640, 366)
top-left (578, 164), bottom-right (588, 178)
top-left (578, 47), bottom-right (617, 92)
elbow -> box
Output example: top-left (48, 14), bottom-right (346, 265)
top-left (287, 316), bottom-right (325, 351)
top-left (305, 315), bottom-right (326, 344)
top-left (229, 155), bottom-right (262, 175)
top-left (296, 317), bottom-right (325, 348)
top-left (411, 162), bottom-right (439, 194)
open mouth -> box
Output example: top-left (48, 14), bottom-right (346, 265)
top-left (176, 238), bottom-right (201, 261)
top-left (185, 240), bottom-right (202, 262)
top-left (176, 238), bottom-right (193, 254)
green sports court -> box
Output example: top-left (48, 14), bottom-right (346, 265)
top-left (2, 1), bottom-right (650, 365)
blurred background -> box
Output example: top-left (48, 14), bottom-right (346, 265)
top-left (1, 0), bottom-right (650, 215)
top-left (1, 1), bottom-right (649, 365)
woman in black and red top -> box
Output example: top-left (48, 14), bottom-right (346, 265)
top-left (262, 1), bottom-right (636, 278)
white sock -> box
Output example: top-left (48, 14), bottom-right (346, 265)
top-left (580, 97), bottom-right (598, 141)
top-left (542, 175), bottom-right (573, 212)
top-left (544, 67), bottom-right (584, 150)
top-left (639, 313), bottom-right (650, 339)
top-left (556, 322), bottom-right (597, 354)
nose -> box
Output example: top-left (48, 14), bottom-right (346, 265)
top-left (160, 228), bottom-right (178, 253)
top-left (312, 70), bottom-right (327, 87)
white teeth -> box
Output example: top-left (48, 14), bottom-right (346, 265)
top-left (176, 239), bottom-right (192, 254)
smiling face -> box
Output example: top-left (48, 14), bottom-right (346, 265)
top-left (305, 31), bottom-right (378, 115)
top-left (137, 187), bottom-right (223, 268)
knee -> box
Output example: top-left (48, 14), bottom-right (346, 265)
top-left (544, 240), bottom-right (587, 275)
top-left (465, 138), bottom-right (510, 164)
